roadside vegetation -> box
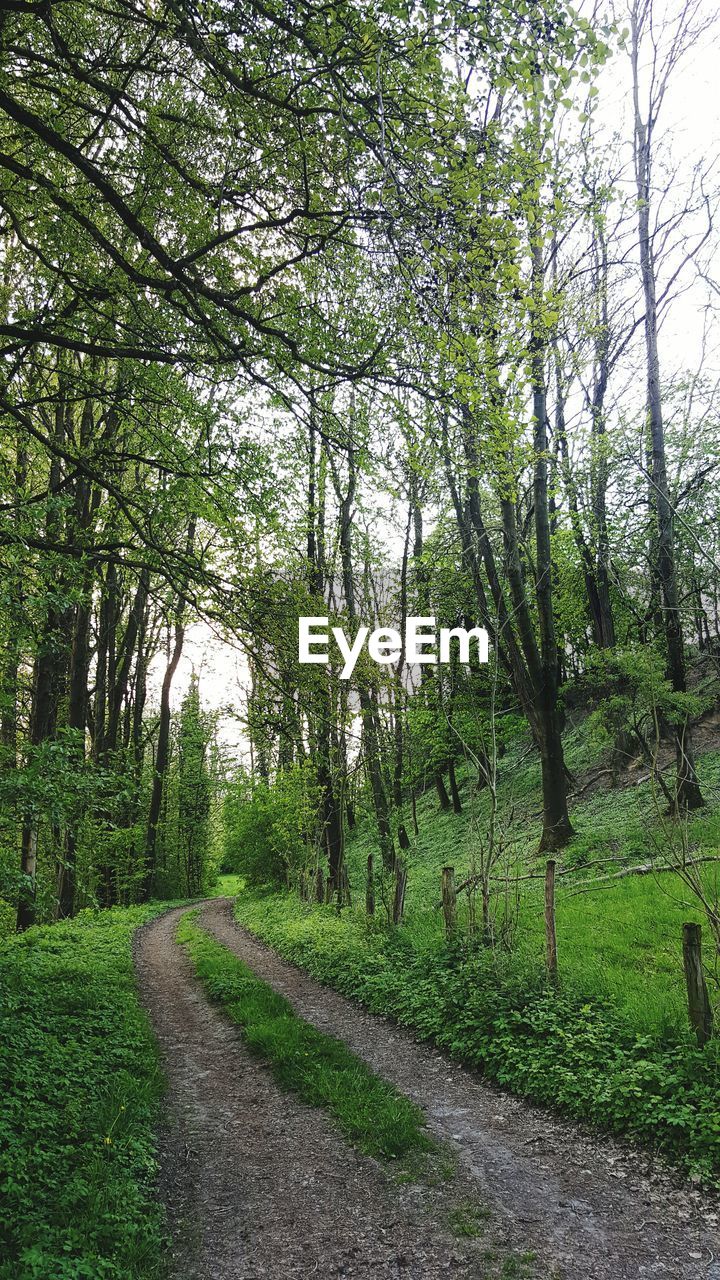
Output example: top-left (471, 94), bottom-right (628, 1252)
top-left (337, 732), bottom-right (720, 1035)
top-left (0, 906), bottom-right (166, 1280)
top-left (234, 882), bottom-right (720, 1188)
top-left (2, 0), bottom-right (720, 1260)
top-left (227, 722), bottom-right (720, 1188)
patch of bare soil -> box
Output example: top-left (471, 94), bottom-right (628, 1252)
top-left (134, 906), bottom-right (530, 1280)
top-left (201, 897), bottom-right (720, 1280)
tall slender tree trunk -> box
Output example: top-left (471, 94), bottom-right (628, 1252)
top-left (631, 9), bottom-right (703, 810)
top-left (143, 520), bottom-right (195, 897)
top-left (332, 441), bottom-right (395, 871)
top-left (393, 503), bottom-right (413, 849)
top-left (17, 383), bottom-right (70, 930)
top-left (530, 234), bottom-right (574, 850)
top-left (57, 592), bottom-right (91, 918)
top-left (58, 395), bottom-right (96, 918)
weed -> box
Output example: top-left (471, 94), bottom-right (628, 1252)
top-left (447, 1199), bottom-right (491, 1237)
top-left (500, 1251), bottom-right (536, 1278)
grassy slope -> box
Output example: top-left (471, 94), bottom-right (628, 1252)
top-left (343, 727), bottom-right (720, 1035)
top-left (0, 906), bottom-right (167, 1280)
top-left (234, 886), bottom-right (720, 1185)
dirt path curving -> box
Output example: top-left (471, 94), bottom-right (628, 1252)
top-left (134, 905), bottom-right (532, 1280)
top-left (199, 896), bottom-right (720, 1280)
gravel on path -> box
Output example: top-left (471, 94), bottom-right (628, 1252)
top-left (135, 904), bottom-right (530, 1280)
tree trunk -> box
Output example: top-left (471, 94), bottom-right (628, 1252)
top-left (530, 205), bottom-right (573, 850)
top-left (17, 384), bottom-right (70, 929)
top-left (631, 7), bottom-right (703, 811)
top-left (143, 521), bottom-right (195, 897)
top-left (434, 770), bottom-right (451, 811)
top-left (57, 591), bottom-right (91, 919)
top-left (447, 758), bottom-right (462, 814)
top-left (332, 441), bottom-right (395, 870)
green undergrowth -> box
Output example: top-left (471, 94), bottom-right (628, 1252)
top-left (0, 905), bottom-right (167, 1280)
top-left (233, 889), bottom-right (720, 1188)
top-left (212, 873), bottom-right (245, 897)
top-left (176, 909), bottom-right (432, 1164)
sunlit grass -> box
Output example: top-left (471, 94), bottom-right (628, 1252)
top-left (211, 873), bottom-right (245, 897)
top-left (340, 739), bottom-right (720, 1035)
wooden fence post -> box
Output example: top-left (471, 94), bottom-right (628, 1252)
top-left (366, 854), bottom-right (375, 916)
top-left (441, 866), bottom-right (456, 938)
top-left (545, 859), bottom-right (558, 985)
top-left (683, 922), bottom-right (714, 1047)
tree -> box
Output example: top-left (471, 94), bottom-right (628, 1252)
top-left (628, 0), bottom-right (710, 809)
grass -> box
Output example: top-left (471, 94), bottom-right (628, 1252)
top-left (447, 1198), bottom-right (491, 1238)
top-left (223, 720), bottom-right (720, 1184)
top-left (341, 731), bottom-right (720, 1036)
top-left (176, 909), bottom-right (433, 1163)
top-left (0, 905), bottom-right (167, 1280)
top-left (500, 1253), bottom-right (537, 1279)
top-left (211, 873), bottom-right (245, 897)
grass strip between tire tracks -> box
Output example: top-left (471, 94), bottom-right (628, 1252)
top-left (176, 909), bottom-right (433, 1163)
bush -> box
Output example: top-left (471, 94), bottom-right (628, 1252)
top-left (223, 763), bottom-right (319, 887)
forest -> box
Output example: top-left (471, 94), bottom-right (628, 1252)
top-left (1, 1), bottom-right (720, 1278)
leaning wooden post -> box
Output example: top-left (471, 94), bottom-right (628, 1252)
top-left (683, 922), bottom-right (714, 1047)
top-left (544, 859), bottom-right (558, 985)
top-left (366, 854), bottom-right (375, 916)
top-left (441, 866), bottom-right (456, 938)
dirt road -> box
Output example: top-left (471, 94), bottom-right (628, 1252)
top-left (135, 899), bottom-right (720, 1279)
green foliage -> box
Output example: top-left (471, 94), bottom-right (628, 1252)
top-left (0, 730), bottom-right (98, 831)
top-left (0, 906), bottom-right (166, 1279)
top-left (177, 910), bottom-right (431, 1161)
top-left (212, 873), bottom-right (245, 898)
top-left (582, 647), bottom-right (709, 752)
top-left (340, 735), bottom-right (720, 1034)
top-left (154, 676), bottom-right (217, 900)
top-left (234, 889), bottom-right (720, 1187)
top-left (222, 762), bottom-right (319, 887)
